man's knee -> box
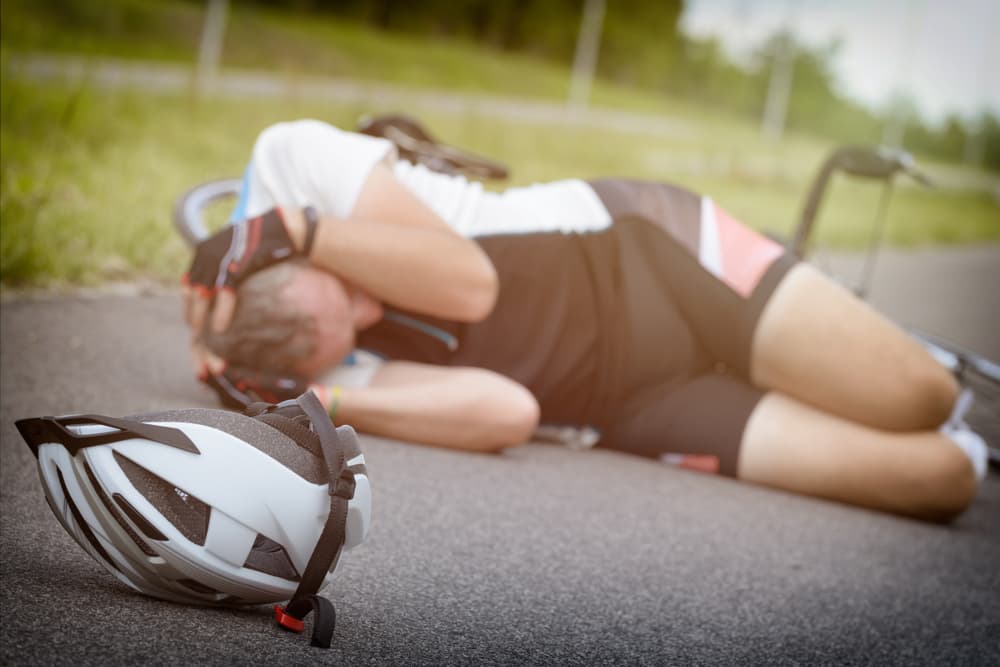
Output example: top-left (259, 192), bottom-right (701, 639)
top-left (901, 439), bottom-right (977, 522)
top-left (894, 355), bottom-right (959, 431)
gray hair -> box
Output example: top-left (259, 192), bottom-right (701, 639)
top-left (204, 260), bottom-right (318, 374)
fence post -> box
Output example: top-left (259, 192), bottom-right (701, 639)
top-left (760, 31), bottom-right (795, 141)
top-left (881, 0), bottom-right (925, 149)
top-left (196, 0), bottom-right (229, 94)
top-left (568, 0), bottom-right (606, 114)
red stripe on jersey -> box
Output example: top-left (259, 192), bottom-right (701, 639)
top-left (714, 204), bottom-right (784, 298)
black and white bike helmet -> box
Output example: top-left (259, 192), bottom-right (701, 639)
top-left (15, 391), bottom-right (371, 648)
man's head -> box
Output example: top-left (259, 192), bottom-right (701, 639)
top-left (205, 260), bottom-right (382, 378)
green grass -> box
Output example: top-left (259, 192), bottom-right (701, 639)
top-left (1, 0), bottom-right (585, 103)
top-left (1, 0), bottom-right (997, 287)
top-left (0, 0), bottom-right (775, 119)
top-left (2, 75), bottom-right (998, 288)
top-left (0, 76), bottom-right (353, 286)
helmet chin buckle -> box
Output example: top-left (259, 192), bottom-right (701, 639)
top-left (274, 605), bottom-right (305, 633)
top-left (273, 595), bottom-right (337, 648)
top-left (332, 468), bottom-right (357, 500)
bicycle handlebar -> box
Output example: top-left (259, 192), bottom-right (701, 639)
top-left (790, 145), bottom-right (932, 258)
top-left (831, 146), bottom-right (932, 185)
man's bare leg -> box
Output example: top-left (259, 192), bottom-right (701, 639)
top-left (750, 263), bottom-right (959, 431)
top-left (738, 393), bottom-right (977, 521)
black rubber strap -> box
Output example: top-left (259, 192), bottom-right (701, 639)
top-left (16, 415), bottom-right (199, 458)
top-left (275, 392), bottom-right (354, 649)
top-left (289, 450), bottom-right (349, 599)
top-left (294, 496), bottom-right (347, 593)
top-left (281, 595), bottom-right (336, 649)
top-left (203, 372), bottom-right (254, 410)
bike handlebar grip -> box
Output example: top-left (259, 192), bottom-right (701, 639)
top-left (835, 146), bottom-right (909, 180)
top-left (833, 146), bottom-right (933, 187)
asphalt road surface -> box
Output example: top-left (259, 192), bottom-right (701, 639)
top-left (2, 246), bottom-right (999, 665)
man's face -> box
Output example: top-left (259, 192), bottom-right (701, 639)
top-left (281, 266), bottom-right (383, 378)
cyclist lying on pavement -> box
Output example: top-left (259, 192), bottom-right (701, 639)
top-left (184, 119), bottom-right (987, 522)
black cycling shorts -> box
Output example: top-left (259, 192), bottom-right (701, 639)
top-left (589, 179), bottom-right (796, 477)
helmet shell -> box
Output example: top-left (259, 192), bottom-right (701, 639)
top-left (24, 406), bottom-right (371, 606)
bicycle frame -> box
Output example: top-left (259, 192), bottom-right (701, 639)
top-left (788, 145), bottom-right (931, 297)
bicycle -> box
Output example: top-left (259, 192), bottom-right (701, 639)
top-left (781, 144), bottom-right (999, 468)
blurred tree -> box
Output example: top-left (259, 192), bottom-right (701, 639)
top-left (676, 36), bottom-right (764, 115)
top-left (243, 0), bottom-right (991, 169)
top-left (745, 34), bottom-right (883, 145)
top-left (249, 0), bottom-right (683, 71)
top-left (596, 0), bottom-right (683, 88)
top-left (979, 113), bottom-right (1000, 171)
top-left (882, 90), bottom-right (920, 149)
top-left (905, 114), bottom-right (966, 164)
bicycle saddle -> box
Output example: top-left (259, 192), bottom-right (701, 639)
top-left (357, 113), bottom-right (509, 181)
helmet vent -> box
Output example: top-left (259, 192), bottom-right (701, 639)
top-left (113, 451), bottom-right (210, 547)
top-left (177, 578), bottom-right (220, 595)
top-left (243, 534), bottom-right (301, 581)
top-left (55, 467), bottom-right (119, 572)
top-left (112, 493), bottom-right (168, 543)
top-left (81, 459), bottom-right (159, 556)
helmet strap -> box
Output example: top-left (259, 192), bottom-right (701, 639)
top-left (272, 391), bottom-right (357, 649)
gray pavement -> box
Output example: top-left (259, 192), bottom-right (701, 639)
top-left (821, 245), bottom-right (1000, 361)
top-left (2, 247), bottom-right (1000, 665)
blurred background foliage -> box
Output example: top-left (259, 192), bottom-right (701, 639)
top-left (1, 0), bottom-right (997, 287)
top-left (5, 0), bottom-right (998, 168)
top-left (250, 0), bottom-right (1000, 169)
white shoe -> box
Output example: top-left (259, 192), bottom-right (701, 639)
top-left (943, 426), bottom-right (988, 482)
top-left (941, 388), bottom-right (988, 481)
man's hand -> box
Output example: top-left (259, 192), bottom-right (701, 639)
top-left (200, 358), bottom-right (313, 410)
top-left (183, 208), bottom-right (307, 334)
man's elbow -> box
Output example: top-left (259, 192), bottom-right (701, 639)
top-left (502, 386), bottom-right (541, 445)
top-left (459, 261), bottom-right (499, 322)
top-left (476, 383), bottom-right (540, 452)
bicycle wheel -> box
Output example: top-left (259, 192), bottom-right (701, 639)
top-left (173, 178), bottom-right (242, 247)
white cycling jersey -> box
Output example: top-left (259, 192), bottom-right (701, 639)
top-left (237, 119), bottom-right (612, 238)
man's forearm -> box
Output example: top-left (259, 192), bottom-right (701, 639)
top-left (319, 217), bottom-right (497, 321)
top-left (331, 367), bottom-right (538, 451)
top-left (283, 207), bottom-right (497, 322)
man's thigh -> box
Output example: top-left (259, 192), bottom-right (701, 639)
top-left (751, 263), bottom-right (958, 431)
top-left (601, 373), bottom-right (764, 478)
top-left (613, 210), bottom-right (795, 382)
